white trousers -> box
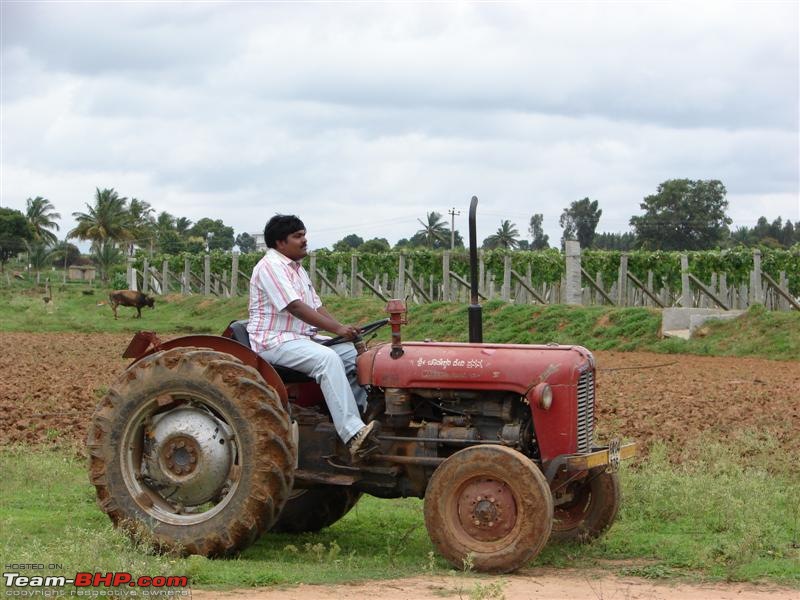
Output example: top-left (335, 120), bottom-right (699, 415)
top-left (259, 339), bottom-right (366, 443)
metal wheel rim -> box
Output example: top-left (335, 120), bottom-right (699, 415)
top-left (553, 482), bottom-right (592, 530)
top-left (120, 388), bottom-right (242, 526)
top-left (447, 473), bottom-right (521, 551)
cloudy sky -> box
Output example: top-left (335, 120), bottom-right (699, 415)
top-left (2, 1), bottom-right (798, 251)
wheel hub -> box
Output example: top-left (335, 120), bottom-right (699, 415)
top-left (161, 435), bottom-right (200, 476)
top-left (143, 407), bottom-right (234, 505)
top-left (457, 477), bottom-right (517, 541)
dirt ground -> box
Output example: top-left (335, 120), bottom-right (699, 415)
top-left (2, 332), bottom-right (798, 456)
top-left (189, 568), bottom-right (800, 600)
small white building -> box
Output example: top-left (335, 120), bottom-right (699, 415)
top-left (252, 233), bottom-right (267, 252)
top-left (68, 265), bottom-right (96, 281)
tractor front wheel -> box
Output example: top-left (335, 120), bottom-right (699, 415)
top-left (550, 468), bottom-right (620, 543)
top-left (87, 347), bottom-right (296, 556)
top-left (424, 445), bottom-right (553, 573)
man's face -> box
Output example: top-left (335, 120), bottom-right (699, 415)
top-left (275, 229), bottom-right (308, 261)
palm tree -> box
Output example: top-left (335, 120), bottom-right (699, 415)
top-left (25, 197), bottom-right (61, 245)
top-left (175, 217), bottom-right (193, 236)
top-left (69, 188), bottom-right (130, 248)
top-left (126, 198), bottom-right (156, 255)
top-left (415, 212), bottom-right (449, 248)
top-left (51, 239), bottom-right (78, 283)
top-left (92, 240), bottom-right (123, 282)
top-left (484, 220), bottom-right (520, 249)
top-left (25, 240), bottom-right (53, 284)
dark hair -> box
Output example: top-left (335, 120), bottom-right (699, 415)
top-left (264, 215), bottom-right (305, 248)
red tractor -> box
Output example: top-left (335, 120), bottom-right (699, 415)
top-left (88, 199), bottom-right (636, 573)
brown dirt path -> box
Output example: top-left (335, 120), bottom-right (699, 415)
top-left (189, 569), bottom-right (800, 599)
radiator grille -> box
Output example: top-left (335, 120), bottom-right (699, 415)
top-left (576, 369), bottom-right (595, 454)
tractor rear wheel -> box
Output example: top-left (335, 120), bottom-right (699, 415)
top-left (424, 445), bottom-right (553, 573)
top-left (550, 468), bottom-right (620, 543)
top-left (87, 347), bottom-right (296, 557)
top-left (271, 486), bottom-right (362, 533)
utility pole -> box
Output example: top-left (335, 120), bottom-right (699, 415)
top-left (448, 207), bottom-right (461, 250)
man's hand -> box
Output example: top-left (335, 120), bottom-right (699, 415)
top-left (334, 324), bottom-right (361, 340)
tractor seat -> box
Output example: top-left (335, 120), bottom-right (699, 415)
top-left (227, 320), bottom-right (314, 384)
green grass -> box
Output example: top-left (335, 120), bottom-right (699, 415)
top-left (1, 439), bottom-right (798, 590)
top-left (1, 285), bottom-right (798, 360)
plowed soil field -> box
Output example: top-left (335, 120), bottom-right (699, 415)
top-left (2, 332), bottom-right (798, 457)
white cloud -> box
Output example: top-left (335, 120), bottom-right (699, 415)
top-left (1, 1), bottom-right (797, 250)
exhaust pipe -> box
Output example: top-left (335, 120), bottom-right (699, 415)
top-left (468, 196), bottom-right (483, 343)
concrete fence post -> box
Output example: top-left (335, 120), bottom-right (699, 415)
top-left (478, 251), bottom-right (485, 296)
top-left (230, 252), bottom-right (239, 296)
top-left (680, 254), bottom-right (692, 307)
top-left (617, 254), bottom-right (629, 306)
top-left (309, 253), bottom-right (317, 289)
top-left (127, 258), bottom-right (136, 290)
top-left (779, 271), bottom-right (789, 310)
top-left (751, 249), bottom-right (763, 304)
top-left (398, 254), bottom-right (406, 299)
top-left (183, 258), bottom-right (191, 295)
top-left (565, 241), bottom-right (582, 305)
top-left (351, 254), bottom-right (358, 297)
top-left (204, 255), bottom-right (211, 296)
top-left (502, 255), bottom-right (512, 302)
top-left (162, 260), bottom-right (169, 295)
top-left (442, 251), bottom-right (450, 302)
top-left (142, 258), bottom-right (150, 294)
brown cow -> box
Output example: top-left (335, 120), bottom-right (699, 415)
top-left (109, 290), bottom-right (155, 319)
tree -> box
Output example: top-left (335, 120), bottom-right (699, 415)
top-left (158, 231), bottom-right (186, 254)
top-left (69, 188), bottom-right (131, 248)
top-left (189, 218), bottom-right (235, 251)
top-left (235, 232), bottom-right (257, 253)
top-left (332, 234), bottom-right (364, 252)
top-left (25, 196), bottom-right (61, 245)
top-left (50, 240), bottom-right (80, 269)
top-left (92, 240), bottom-right (123, 282)
top-left (415, 212), bottom-right (449, 248)
top-left (360, 237), bottom-right (391, 253)
top-left (483, 220), bottom-right (520, 249)
top-left (175, 217), bottom-right (193, 236)
top-left (0, 208), bottom-right (33, 272)
top-left (593, 232), bottom-right (637, 250)
top-left (560, 198), bottom-right (602, 248)
top-left (630, 179), bottom-right (731, 250)
top-left (528, 214), bottom-right (550, 250)
top-left (25, 241), bottom-right (53, 283)
top-left (126, 198), bottom-right (156, 255)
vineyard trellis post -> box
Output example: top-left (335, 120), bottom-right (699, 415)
top-left (617, 254), bottom-right (628, 306)
top-left (127, 258), bottom-right (137, 291)
top-left (351, 254), bottom-right (358, 297)
top-left (230, 252), bottom-right (239, 296)
top-left (142, 258), bottom-right (150, 294)
top-left (680, 255), bottom-right (691, 307)
top-left (565, 241), bottom-right (581, 305)
top-left (442, 251), bottom-right (451, 301)
top-left (183, 258), bottom-right (191, 295)
top-left (204, 255), bottom-right (211, 296)
top-left (162, 260), bottom-right (169, 295)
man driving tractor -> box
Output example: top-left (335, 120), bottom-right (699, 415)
top-left (246, 214), bottom-right (380, 460)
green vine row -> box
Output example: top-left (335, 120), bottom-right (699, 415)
top-left (134, 246), bottom-right (800, 296)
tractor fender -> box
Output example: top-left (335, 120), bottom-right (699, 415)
top-left (123, 332), bottom-right (288, 409)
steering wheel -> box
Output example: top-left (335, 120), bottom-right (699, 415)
top-left (320, 317), bottom-right (390, 346)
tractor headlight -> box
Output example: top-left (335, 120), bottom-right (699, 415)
top-left (533, 383), bottom-right (553, 410)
